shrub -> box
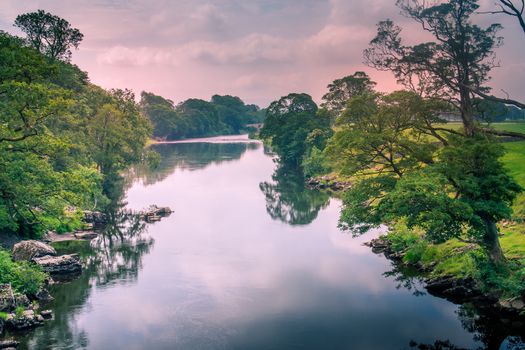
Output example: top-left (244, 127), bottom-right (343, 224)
top-left (0, 250), bottom-right (47, 295)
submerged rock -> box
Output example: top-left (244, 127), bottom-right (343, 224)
top-left (32, 254), bottom-right (82, 277)
top-left (147, 205), bottom-right (172, 216)
top-left (12, 240), bottom-right (56, 262)
top-left (73, 232), bottom-right (98, 240)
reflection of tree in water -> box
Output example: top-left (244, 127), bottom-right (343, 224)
top-left (383, 262), bottom-right (427, 297)
top-left (259, 164), bottom-right (330, 225)
top-left (19, 180), bottom-right (155, 350)
top-left (385, 263), bottom-right (525, 350)
top-left (130, 142), bottom-right (259, 186)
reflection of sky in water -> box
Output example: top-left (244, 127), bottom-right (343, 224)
top-left (22, 136), bottom-right (485, 349)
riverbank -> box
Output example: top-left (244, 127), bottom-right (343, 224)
top-left (365, 230), bottom-right (525, 317)
top-left (0, 205), bottom-right (172, 344)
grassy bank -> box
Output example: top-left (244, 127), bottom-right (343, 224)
top-left (380, 136), bottom-right (525, 300)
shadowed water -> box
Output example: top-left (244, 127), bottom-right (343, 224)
top-left (15, 135), bottom-right (524, 349)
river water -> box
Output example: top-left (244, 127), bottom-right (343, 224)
top-left (16, 135), bottom-right (524, 349)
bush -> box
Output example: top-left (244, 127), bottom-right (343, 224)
top-left (0, 250), bottom-right (47, 295)
top-left (303, 147), bottom-right (330, 177)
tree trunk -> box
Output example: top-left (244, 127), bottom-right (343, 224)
top-left (483, 218), bottom-right (506, 265)
top-left (459, 86), bottom-right (476, 136)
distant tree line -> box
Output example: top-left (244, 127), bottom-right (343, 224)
top-left (140, 92), bottom-right (265, 140)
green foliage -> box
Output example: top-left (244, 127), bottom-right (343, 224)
top-left (473, 255), bottom-right (525, 298)
top-left (0, 250), bottom-right (47, 295)
top-left (0, 21), bottom-right (152, 236)
top-left (15, 10), bottom-right (83, 61)
top-left (140, 92), bottom-right (262, 140)
top-left (260, 93), bottom-right (332, 167)
top-left (303, 147), bottom-right (330, 178)
top-left (15, 306), bottom-right (25, 318)
top-left (0, 312), bottom-right (8, 320)
top-left (331, 89), bottom-right (520, 263)
top-left (321, 71), bottom-right (376, 120)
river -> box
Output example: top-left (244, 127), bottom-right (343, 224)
top-left (15, 135), bottom-right (524, 349)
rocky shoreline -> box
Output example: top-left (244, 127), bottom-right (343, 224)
top-left (305, 174), bottom-right (352, 192)
top-left (0, 205), bottom-right (172, 346)
top-left (365, 236), bottom-right (525, 320)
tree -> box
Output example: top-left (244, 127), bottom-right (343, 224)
top-left (261, 93), bottom-right (331, 167)
top-left (88, 89), bottom-right (152, 176)
top-left (15, 10), bottom-right (83, 61)
top-left (482, 0), bottom-right (525, 36)
top-left (365, 0), bottom-right (507, 137)
top-left (329, 91), bottom-right (521, 264)
top-left (321, 71), bottom-right (377, 119)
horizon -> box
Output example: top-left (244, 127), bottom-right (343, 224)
top-left (1, 0), bottom-right (525, 108)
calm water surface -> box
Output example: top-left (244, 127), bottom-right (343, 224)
top-left (17, 135), bottom-right (524, 349)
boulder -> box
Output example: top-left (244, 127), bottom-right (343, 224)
top-left (0, 284), bottom-right (15, 313)
top-left (5, 310), bottom-right (44, 330)
top-left (34, 288), bottom-right (54, 302)
top-left (14, 294), bottom-right (29, 308)
top-left (32, 254), bottom-right (82, 277)
top-left (73, 232), bottom-right (98, 240)
top-left (499, 298), bottom-right (525, 312)
top-left (11, 240), bottom-right (56, 262)
top-left (83, 211), bottom-right (107, 225)
top-left (0, 340), bottom-right (19, 349)
top-left (40, 310), bottom-right (53, 319)
top-left (147, 205), bottom-right (172, 216)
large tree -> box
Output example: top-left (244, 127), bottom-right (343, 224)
top-left (261, 93), bottom-right (331, 167)
top-left (321, 71), bottom-right (377, 120)
top-left (328, 91), bottom-right (520, 264)
top-left (14, 10), bottom-right (83, 61)
top-left (364, 0), bottom-right (509, 136)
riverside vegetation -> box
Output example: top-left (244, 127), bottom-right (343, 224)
top-left (0, 0), bottom-right (525, 344)
top-left (0, 9), bottom-right (265, 310)
top-left (260, 0), bottom-right (525, 311)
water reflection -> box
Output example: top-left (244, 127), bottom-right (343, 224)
top-left (384, 258), bottom-right (525, 349)
top-left (19, 185), bottom-right (154, 349)
top-left (131, 141), bottom-right (259, 186)
top-left (259, 164), bottom-right (330, 225)
top-left (13, 137), bottom-right (525, 349)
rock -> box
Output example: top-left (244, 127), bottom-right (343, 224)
top-left (12, 240), bottom-right (56, 262)
top-left (32, 254), bottom-right (82, 277)
top-left (5, 309), bottom-right (44, 330)
top-left (0, 284), bottom-right (15, 313)
top-left (83, 211), bottom-right (107, 225)
top-left (425, 276), bottom-right (483, 303)
top-left (305, 175), bottom-right (351, 192)
top-left (0, 340), bottom-right (19, 349)
top-left (498, 298), bottom-right (525, 312)
top-left (34, 288), bottom-right (54, 302)
top-left (14, 294), bottom-right (30, 308)
top-left (145, 215), bottom-right (161, 222)
top-left (147, 205), bottom-right (172, 216)
top-left (0, 318), bottom-right (3, 336)
top-left (40, 310), bottom-right (52, 319)
top-left (73, 232), bottom-right (98, 240)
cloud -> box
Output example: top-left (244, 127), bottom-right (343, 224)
top-left (2, 0), bottom-right (523, 106)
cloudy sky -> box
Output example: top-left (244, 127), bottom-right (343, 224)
top-left (1, 0), bottom-right (524, 107)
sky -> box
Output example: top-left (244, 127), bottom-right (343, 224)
top-left (1, 0), bottom-right (524, 107)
